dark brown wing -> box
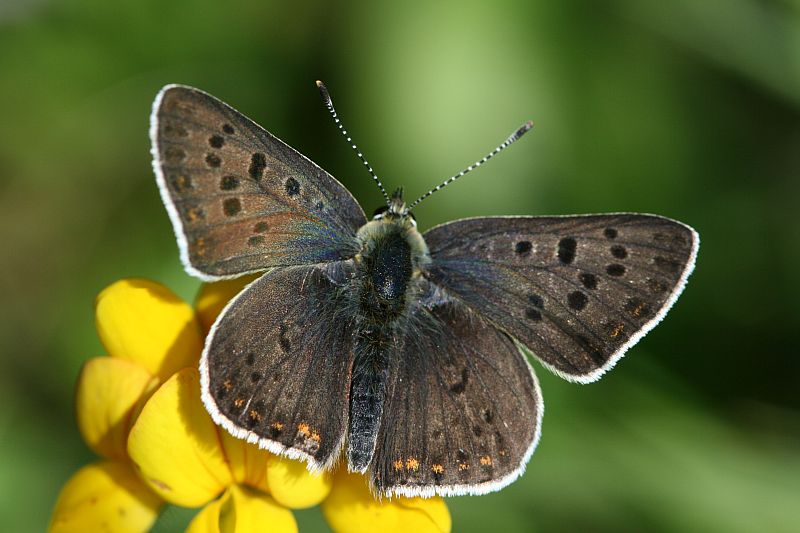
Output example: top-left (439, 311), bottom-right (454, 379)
top-left (371, 294), bottom-right (542, 497)
top-left (151, 85), bottom-right (367, 280)
top-left (200, 263), bottom-right (356, 470)
top-left (423, 214), bottom-right (698, 382)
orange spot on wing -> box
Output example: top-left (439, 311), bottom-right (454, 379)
top-left (479, 455), bottom-right (492, 466)
top-left (610, 323), bottom-right (625, 338)
top-left (271, 422), bottom-right (284, 430)
top-left (187, 207), bottom-right (202, 222)
top-left (234, 398), bottom-right (244, 408)
top-left (297, 423), bottom-right (311, 437)
top-left (193, 237), bottom-right (207, 257)
top-left (405, 457), bottom-right (419, 471)
top-left (393, 460), bottom-right (404, 472)
top-left (458, 463), bottom-right (470, 471)
top-left (249, 410), bottom-right (262, 422)
top-left (223, 380), bottom-right (233, 391)
top-left (431, 464), bottom-right (444, 474)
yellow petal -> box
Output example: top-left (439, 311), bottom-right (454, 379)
top-left (75, 357), bottom-right (158, 460)
top-left (127, 368), bottom-right (232, 507)
top-left (49, 460), bottom-right (162, 533)
top-left (321, 471), bottom-right (451, 533)
top-left (195, 274), bottom-right (261, 334)
top-left (185, 493), bottom-right (228, 533)
top-left (96, 279), bottom-right (203, 380)
top-left (187, 486), bottom-right (298, 533)
top-left (219, 431), bottom-right (272, 494)
top-left (267, 456), bottom-right (333, 509)
top-left (225, 485), bottom-right (297, 533)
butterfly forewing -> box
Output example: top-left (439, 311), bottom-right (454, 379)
top-left (372, 293), bottom-right (542, 496)
top-left (200, 264), bottom-right (356, 469)
top-left (423, 214), bottom-right (698, 382)
top-left (151, 85), bottom-right (367, 280)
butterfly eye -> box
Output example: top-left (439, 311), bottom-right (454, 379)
top-left (372, 206), bottom-right (389, 219)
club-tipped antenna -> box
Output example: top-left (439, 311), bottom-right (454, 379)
top-left (316, 81), bottom-right (390, 206)
top-left (406, 120), bottom-right (534, 212)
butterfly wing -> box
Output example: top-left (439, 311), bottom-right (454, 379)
top-left (200, 263), bottom-right (356, 469)
top-left (422, 214), bottom-right (698, 383)
top-left (151, 85), bottom-right (367, 280)
top-left (371, 292), bottom-right (542, 497)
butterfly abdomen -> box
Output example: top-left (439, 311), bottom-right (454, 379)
top-left (348, 329), bottom-right (391, 472)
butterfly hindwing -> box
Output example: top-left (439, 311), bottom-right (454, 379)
top-left (151, 85), bottom-right (367, 280)
top-left (200, 263), bottom-right (356, 469)
top-left (371, 291), bottom-right (542, 496)
top-left (423, 214), bottom-right (698, 382)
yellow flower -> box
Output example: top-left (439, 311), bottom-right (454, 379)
top-left (50, 276), bottom-right (451, 532)
top-left (51, 278), bottom-right (200, 533)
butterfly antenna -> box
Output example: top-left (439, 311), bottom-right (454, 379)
top-left (406, 120), bottom-right (534, 212)
top-left (316, 81), bottom-right (391, 206)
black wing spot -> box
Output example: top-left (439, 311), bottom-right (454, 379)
top-left (611, 245), bottom-right (628, 259)
top-left (285, 177), bottom-right (301, 196)
top-left (604, 227), bottom-right (618, 239)
top-left (449, 368), bottom-right (469, 394)
top-left (528, 294), bottom-right (544, 308)
top-left (482, 408), bottom-right (494, 423)
top-left (209, 135), bottom-right (224, 148)
top-left (205, 153), bottom-right (221, 168)
top-left (250, 372), bottom-right (262, 383)
top-left (223, 197), bottom-right (241, 217)
top-left (279, 323), bottom-right (291, 352)
top-left (567, 291), bottom-right (588, 311)
top-left (607, 264), bottom-right (626, 276)
top-left (525, 308), bottom-right (542, 321)
top-left (315, 201), bottom-right (324, 210)
top-left (248, 235), bottom-right (265, 247)
top-left (557, 237), bottom-right (577, 264)
top-left (579, 272), bottom-right (598, 290)
top-left (254, 221), bottom-right (269, 233)
top-left (249, 153), bottom-right (267, 180)
top-left (515, 241), bottom-right (532, 255)
top-left (222, 123), bottom-right (235, 134)
top-left (220, 175), bottom-right (239, 190)
top-left (245, 353), bottom-right (256, 365)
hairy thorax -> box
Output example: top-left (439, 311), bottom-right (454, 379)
top-left (354, 217), bottom-right (430, 324)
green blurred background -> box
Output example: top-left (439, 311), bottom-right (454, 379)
top-left (1, 0), bottom-right (799, 531)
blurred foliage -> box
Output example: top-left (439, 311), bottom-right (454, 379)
top-left (0, 0), bottom-right (799, 531)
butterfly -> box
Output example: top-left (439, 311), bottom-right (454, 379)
top-left (150, 82), bottom-right (698, 497)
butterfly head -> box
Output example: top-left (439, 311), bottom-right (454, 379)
top-left (371, 187), bottom-right (416, 227)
